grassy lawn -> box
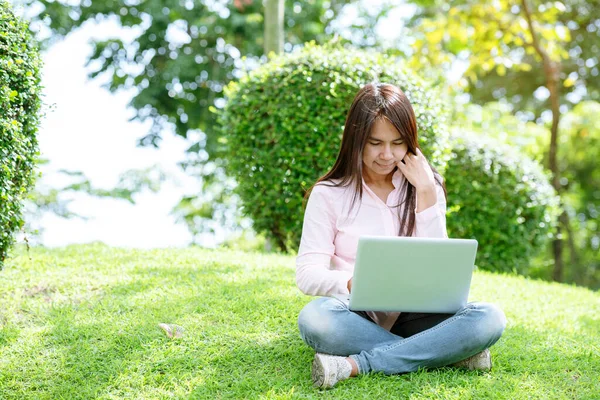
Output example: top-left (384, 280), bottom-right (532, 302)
top-left (0, 244), bottom-right (598, 399)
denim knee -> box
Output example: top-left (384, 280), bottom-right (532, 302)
top-left (471, 302), bottom-right (507, 348)
top-left (298, 297), bottom-right (345, 350)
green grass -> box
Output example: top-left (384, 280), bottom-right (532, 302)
top-left (0, 244), bottom-right (598, 399)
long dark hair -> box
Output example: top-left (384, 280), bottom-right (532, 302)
top-left (306, 82), bottom-right (446, 236)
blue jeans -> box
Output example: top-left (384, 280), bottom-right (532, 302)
top-left (298, 297), bottom-right (506, 375)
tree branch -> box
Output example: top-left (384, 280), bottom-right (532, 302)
top-left (522, 0), bottom-right (564, 281)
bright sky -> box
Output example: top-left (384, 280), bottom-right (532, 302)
top-left (28, 22), bottom-right (197, 248)
top-left (14, 3), bottom-right (412, 249)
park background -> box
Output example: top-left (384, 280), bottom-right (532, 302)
top-left (8, 0), bottom-right (600, 288)
top-left (11, 0), bottom-right (600, 287)
top-left (1, 0), bottom-right (599, 398)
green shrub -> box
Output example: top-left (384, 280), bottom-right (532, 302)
top-left (446, 132), bottom-right (560, 274)
top-left (0, 1), bottom-right (42, 268)
top-left (219, 42), bottom-right (451, 252)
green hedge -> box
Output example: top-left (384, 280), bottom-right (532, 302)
top-left (219, 43), bottom-right (558, 273)
top-left (219, 42), bottom-right (450, 251)
top-left (0, 1), bottom-right (42, 268)
top-left (446, 133), bottom-right (560, 274)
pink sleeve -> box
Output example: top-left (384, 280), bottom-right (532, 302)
top-left (415, 183), bottom-right (448, 238)
top-left (296, 185), bottom-right (352, 296)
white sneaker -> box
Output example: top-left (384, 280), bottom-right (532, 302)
top-left (311, 353), bottom-right (353, 389)
top-left (452, 348), bottom-right (492, 371)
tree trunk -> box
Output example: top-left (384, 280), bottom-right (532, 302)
top-left (546, 57), bottom-right (563, 282)
top-left (522, 0), bottom-right (564, 281)
top-left (548, 66), bottom-right (563, 281)
top-left (264, 0), bottom-right (284, 55)
top-left (561, 211), bottom-right (580, 283)
top-left (552, 215), bottom-right (564, 281)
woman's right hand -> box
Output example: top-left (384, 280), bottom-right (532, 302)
top-left (347, 277), bottom-right (352, 293)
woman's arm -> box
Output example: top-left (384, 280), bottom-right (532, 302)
top-left (296, 185), bottom-right (353, 296)
top-left (415, 182), bottom-right (448, 238)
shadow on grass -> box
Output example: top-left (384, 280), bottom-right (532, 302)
top-left (3, 260), bottom-right (598, 399)
top-left (183, 324), bottom-right (599, 399)
top-left (12, 264), bottom-right (302, 399)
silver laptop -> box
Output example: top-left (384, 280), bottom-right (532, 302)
top-left (348, 236), bottom-right (478, 313)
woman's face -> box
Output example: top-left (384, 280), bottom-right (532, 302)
top-left (362, 118), bottom-right (409, 179)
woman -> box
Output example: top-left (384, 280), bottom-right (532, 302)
top-left (296, 83), bottom-right (506, 389)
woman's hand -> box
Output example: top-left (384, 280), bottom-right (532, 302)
top-left (397, 148), bottom-right (437, 212)
top-left (396, 148), bottom-right (435, 191)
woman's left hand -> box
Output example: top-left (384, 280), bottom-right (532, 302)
top-left (396, 148), bottom-right (436, 193)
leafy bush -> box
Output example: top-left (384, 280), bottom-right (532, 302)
top-left (446, 132), bottom-right (560, 274)
top-left (0, 1), bottom-right (43, 268)
top-left (219, 42), bottom-right (559, 273)
top-left (219, 42), bottom-right (451, 251)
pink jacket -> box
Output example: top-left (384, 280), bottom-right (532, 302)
top-left (296, 170), bottom-right (448, 329)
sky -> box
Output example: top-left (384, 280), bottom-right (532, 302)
top-left (24, 22), bottom-right (197, 248)
top-left (12, 3), bottom-right (411, 249)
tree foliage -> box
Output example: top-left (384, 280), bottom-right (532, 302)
top-left (556, 101), bottom-right (600, 288)
top-left (18, 0), bottom-right (358, 154)
top-left (15, 0), bottom-right (397, 240)
top-left (407, 0), bottom-right (599, 114)
top-left (0, 0), bottom-right (42, 267)
top-left (450, 101), bottom-right (549, 160)
top-left (406, 0), bottom-right (599, 283)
